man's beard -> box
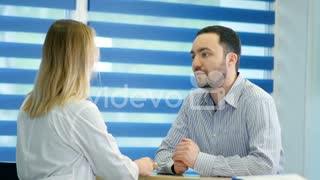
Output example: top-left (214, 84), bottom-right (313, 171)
top-left (195, 61), bottom-right (227, 90)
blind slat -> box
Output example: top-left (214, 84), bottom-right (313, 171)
top-left (0, 121), bottom-right (171, 137)
top-left (0, 42), bottom-right (41, 59)
top-left (120, 147), bottom-right (157, 160)
top-left (0, 95), bottom-right (182, 113)
top-left (0, 0), bottom-right (76, 10)
top-left (0, 147), bottom-right (15, 162)
top-left (0, 17), bottom-right (274, 47)
top-left (0, 16), bottom-right (54, 33)
top-left (89, 22), bottom-right (274, 47)
top-left (0, 121), bottom-right (16, 136)
top-left (0, 147), bottom-right (157, 162)
top-left (0, 16), bottom-right (274, 47)
top-left (101, 48), bottom-right (274, 70)
top-left (249, 0), bottom-right (274, 2)
top-left (0, 42), bottom-right (274, 70)
top-left (0, 69), bottom-right (274, 92)
top-left (88, 0), bottom-right (274, 24)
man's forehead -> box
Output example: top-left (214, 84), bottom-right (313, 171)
top-left (194, 33), bottom-right (219, 43)
top-left (192, 33), bottom-right (220, 51)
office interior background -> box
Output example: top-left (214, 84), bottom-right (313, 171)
top-left (0, 0), bottom-right (319, 179)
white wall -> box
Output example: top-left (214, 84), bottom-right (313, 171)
top-left (305, 0), bottom-right (320, 179)
top-left (274, 0), bottom-right (308, 175)
top-left (274, 0), bottom-right (320, 179)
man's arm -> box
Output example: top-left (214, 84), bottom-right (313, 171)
top-left (174, 97), bottom-right (283, 176)
top-left (155, 97), bottom-right (190, 174)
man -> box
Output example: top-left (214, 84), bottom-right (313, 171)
top-left (155, 25), bottom-right (283, 176)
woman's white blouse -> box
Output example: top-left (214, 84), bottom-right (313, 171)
top-left (16, 100), bottom-right (138, 180)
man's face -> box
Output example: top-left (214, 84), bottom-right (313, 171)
top-left (190, 33), bottom-right (226, 89)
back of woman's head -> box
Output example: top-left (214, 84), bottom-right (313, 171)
top-left (23, 19), bottom-right (98, 118)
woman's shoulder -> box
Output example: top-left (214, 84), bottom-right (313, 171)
top-left (49, 99), bottom-right (101, 126)
top-left (64, 99), bottom-right (97, 110)
top-left (51, 99), bottom-right (100, 118)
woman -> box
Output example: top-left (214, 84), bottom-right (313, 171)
top-left (16, 19), bottom-right (156, 180)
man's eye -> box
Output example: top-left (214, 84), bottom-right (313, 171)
top-left (201, 52), bottom-right (209, 57)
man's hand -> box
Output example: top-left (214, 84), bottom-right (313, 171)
top-left (173, 161), bottom-right (188, 175)
top-left (172, 138), bottom-right (200, 168)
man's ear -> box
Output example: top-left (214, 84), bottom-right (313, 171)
top-left (226, 52), bottom-right (238, 67)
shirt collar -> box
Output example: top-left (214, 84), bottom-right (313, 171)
top-left (223, 74), bottom-right (245, 109)
top-left (199, 89), bottom-right (212, 106)
top-left (199, 74), bottom-right (245, 109)
top-left (201, 92), bottom-right (214, 106)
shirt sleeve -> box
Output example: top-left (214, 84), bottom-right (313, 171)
top-left (193, 97), bottom-right (283, 176)
top-left (70, 101), bottom-right (139, 180)
top-left (154, 96), bottom-right (190, 174)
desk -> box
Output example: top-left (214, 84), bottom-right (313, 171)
top-left (138, 175), bottom-right (230, 180)
top-left (97, 175), bottom-right (230, 180)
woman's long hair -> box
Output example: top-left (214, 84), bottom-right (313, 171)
top-left (23, 19), bottom-right (98, 118)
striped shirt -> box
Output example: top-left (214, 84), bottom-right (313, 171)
top-left (155, 75), bottom-right (284, 176)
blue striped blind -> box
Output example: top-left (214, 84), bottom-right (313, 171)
top-left (86, 0), bottom-right (275, 165)
top-left (0, 1), bottom-right (76, 162)
top-left (0, 0), bottom-right (275, 165)
top-left (0, 0), bottom-right (75, 9)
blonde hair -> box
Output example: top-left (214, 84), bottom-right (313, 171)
top-left (23, 19), bottom-right (98, 118)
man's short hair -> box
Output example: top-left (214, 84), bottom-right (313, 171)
top-left (197, 25), bottom-right (241, 72)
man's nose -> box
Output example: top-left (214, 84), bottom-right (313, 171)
top-left (192, 56), bottom-right (202, 70)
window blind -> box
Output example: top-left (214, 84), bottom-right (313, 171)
top-left (0, 0), bottom-right (275, 170)
top-left (0, 0), bottom-right (76, 162)
top-left (86, 0), bottom-right (275, 163)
